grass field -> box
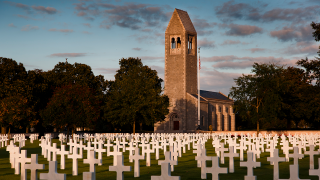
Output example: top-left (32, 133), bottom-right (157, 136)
top-left (0, 138), bottom-right (320, 180)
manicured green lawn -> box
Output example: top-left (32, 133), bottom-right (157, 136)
top-left (0, 138), bottom-right (319, 180)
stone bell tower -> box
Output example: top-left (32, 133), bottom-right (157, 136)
top-left (154, 8), bottom-right (197, 132)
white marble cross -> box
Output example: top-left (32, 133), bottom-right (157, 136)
top-left (109, 155), bottom-right (131, 180)
top-left (40, 161), bottom-right (66, 180)
top-left (237, 138), bottom-right (247, 161)
top-left (151, 162), bottom-right (180, 180)
top-left (68, 146), bottom-right (83, 176)
top-left (201, 156), bottom-right (228, 180)
top-left (216, 143), bottom-right (228, 164)
top-left (48, 143), bottom-right (59, 161)
top-left (83, 150), bottom-right (101, 180)
top-left (159, 151), bottom-right (177, 172)
top-left (304, 145), bottom-right (319, 170)
top-left (83, 172), bottom-right (95, 180)
top-left (129, 147), bottom-right (145, 177)
top-left (195, 145), bottom-right (211, 169)
top-left (104, 139), bottom-right (113, 156)
top-left (145, 143), bottom-right (155, 166)
top-left (266, 140), bottom-right (275, 159)
top-left (67, 139), bottom-right (75, 154)
top-left (224, 146), bottom-right (239, 173)
top-left (95, 140), bottom-right (106, 165)
top-left (92, 137), bottom-right (99, 149)
top-left (267, 149), bottom-right (285, 180)
top-left (24, 154), bottom-right (44, 180)
top-left (15, 150), bottom-right (31, 176)
top-left (281, 140), bottom-right (293, 162)
top-left (297, 141), bottom-right (306, 157)
top-left (289, 147), bottom-right (304, 165)
top-left (194, 143), bottom-right (203, 167)
top-left (309, 158), bottom-right (320, 179)
top-left (280, 164), bottom-right (310, 180)
top-left (84, 142), bottom-right (95, 157)
top-left (120, 138), bottom-right (127, 152)
top-left (56, 144), bottom-right (69, 170)
top-left (169, 145), bottom-right (179, 171)
top-left (6, 140), bottom-right (18, 168)
top-left (153, 140), bottom-right (162, 160)
top-left (109, 145), bottom-right (122, 166)
top-left (240, 152), bottom-right (261, 180)
top-left (78, 140), bottom-right (86, 157)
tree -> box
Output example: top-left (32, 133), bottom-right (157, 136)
top-left (296, 21), bottom-right (320, 128)
top-left (0, 95), bottom-right (36, 136)
top-left (40, 84), bottom-right (101, 137)
top-left (45, 62), bottom-right (107, 96)
top-left (229, 63), bottom-right (283, 134)
top-left (104, 57), bottom-right (169, 134)
top-left (278, 67), bottom-right (311, 129)
top-left (0, 58), bottom-right (29, 134)
top-left (43, 61), bottom-right (108, 132)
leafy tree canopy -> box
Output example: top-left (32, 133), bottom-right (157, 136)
top-left (40, 84), bottom-right (101, 136)
top-left (0, 95), bottom-right (36, 134)
top-left (229, 63), bottom-right (284, 134)
top-left (0, 57), bottom-right (28, 99)
top-left (45, 61), bottom-right (108, 98)
top-left (104, 57), bottom-right (169, 133)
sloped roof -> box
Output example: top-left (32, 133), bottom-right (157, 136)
top-left (175, 9), bottom-right (197, 34)
top-left (190, 94), bottom-right (207, 102)
top-left (200, 90), bottom-right (233, 101)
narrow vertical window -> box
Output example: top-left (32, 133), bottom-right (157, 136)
top-left (188, 35), bottom-right (193, 49)
top-left (177, 37), bottom-right (181, 48)
top-left (171, 38), bottom-right (176, 49)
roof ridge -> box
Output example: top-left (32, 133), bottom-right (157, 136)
top-left (173, 9), bottom-right (197, 34)
top-left (219, 92), bottom-right (232, 100)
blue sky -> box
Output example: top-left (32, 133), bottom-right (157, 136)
top-left (1, 0), bottom-right (320, 95)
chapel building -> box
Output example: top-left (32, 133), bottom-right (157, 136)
top-left (154, 9), bottom-right (236, 133)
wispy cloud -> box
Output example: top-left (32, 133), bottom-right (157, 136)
top-left (198, 38), bottom-right (215, 48)
top-left (49, 28), bottom-right (74, 33)
top-left (200, 69), bottom-right (244, 95)
top-left (222, 23), bottom-right (263, 36)
top-left (82, 31), bottom-right (91, 34)
top-left (49, 53), bottom-right (87, 57)
top-left (248, 48), bottom-right (265, 53)
top-left (32, 6), bottom-right (57, 14)
top-left (282, 42), bottom-right (319, 56)
top-left (5, 1), bottom-right (31, 12)
top-left (192, 18), bottom-right (216, 36)
top-left (215, 0), bottom-right (320, 24)
top-left (270, 24), bottom-right (313, 42)
top-left (220, 40), bottom-right (250, 46)
top-left (73, 2), bottom-right (169, 30)
top-left (5, 2), bottom-right (58, 15)
top-left (8, 23), bottom-right (17, 28)
top-left (202, 55), bottom-right (296, 69)
top-left (21, 24), bottom-right (39, 31)
top-left (83, 23), bottom-right (91, 27)
top-left (132, 48), bottom-right (141, 51)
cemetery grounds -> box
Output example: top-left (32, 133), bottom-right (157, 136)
top-left (0, 133), bottom-right (320, 180)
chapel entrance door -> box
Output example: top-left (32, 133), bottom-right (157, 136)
top-left (173, 121), bottom-right (179, 130)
